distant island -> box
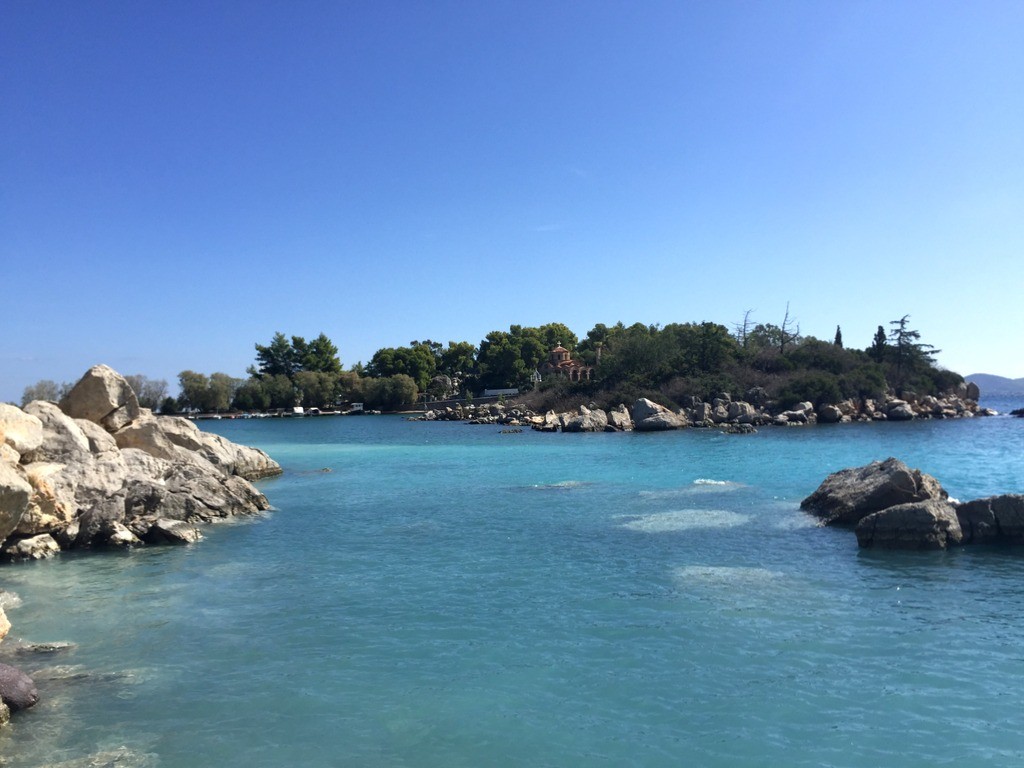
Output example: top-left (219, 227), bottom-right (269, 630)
top-left (19, 314), bottom-right (980, 419)
top-left (966, 374), bottom-right (1024, 397)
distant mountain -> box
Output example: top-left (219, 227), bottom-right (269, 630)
top-left (966, 373), bottom-right (1024, 396)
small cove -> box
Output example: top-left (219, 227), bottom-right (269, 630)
top-left (2, 404), bottom-right (1024, 766)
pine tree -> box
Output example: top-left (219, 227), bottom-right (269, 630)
top-left (833, 325), bottom-right (843, 348)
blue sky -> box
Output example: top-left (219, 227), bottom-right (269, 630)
top-left (3, 1), bottom-right (1022, 401)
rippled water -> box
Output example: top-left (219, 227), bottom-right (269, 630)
top-left (2, 401), bottom-right (1023, 766)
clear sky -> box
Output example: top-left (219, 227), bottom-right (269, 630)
top-left (3, 1), bottom-right (1022, 402)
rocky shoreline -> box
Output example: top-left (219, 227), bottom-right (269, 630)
top-left (412, 382), bottom-right (989, 432)
top-left (0, 364), bottom-right (283, 728)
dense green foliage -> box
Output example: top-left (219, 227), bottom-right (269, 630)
top-left (163, 314), bottom-right (961, 414)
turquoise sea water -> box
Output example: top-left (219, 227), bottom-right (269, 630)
top-left (2, 401), bottom-right (1024, 767)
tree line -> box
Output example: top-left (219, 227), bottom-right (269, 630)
top-left (18, 312), bottom-right (961, 414)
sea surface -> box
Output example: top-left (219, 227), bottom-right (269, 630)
top-left (2, 398), bottom-right (1023, 767)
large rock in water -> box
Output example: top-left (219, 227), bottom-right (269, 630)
top-left (60, 364), bottom-right (141, 433)
top-left (0, 663), bottom-right (38, 711)
top-left (955, 494), bottom-right (1024, 544)
top-left (800, 457), bottom-right (947, 526)
top-left (855, 500), bottom-right (963, 550)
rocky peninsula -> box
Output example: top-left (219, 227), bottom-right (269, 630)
top-left (0, 364), bottom-right (282, 726)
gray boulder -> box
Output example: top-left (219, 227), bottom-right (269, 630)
top-left (956, 494), bottom-right (1024, 544)
top-left (562, 406), bottom-right (609, 433)
top-left (607, 404), bottom-right (634, 431)
top-left (632, 399), bottom-right (687, 431)
top-left (855, 499), bottom-right (963, 550)
top-left (817, 404), bottom-right (843, 424)
top-left (59, 364), bottom-right (140, 433)
top-left (886, 400), bottom-right (916, 421)
top-left (0, 663), bottom-right (38, 710)
top-left (689, 402), bottom-right (712, 425)
top-left (727, 401), bottom-right (757, 424)
top-left (800, 457), bottom-right (948, 526)
top-left (144, 519), bottom-right (203, 545)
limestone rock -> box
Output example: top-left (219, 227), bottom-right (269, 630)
top-left (689, 402), bottom-right (712, 424)
top-left (0, 606), bottom-right (9, 642)
top-left (632, 399), bottom-right (687, 431)
top-left (607, 404), bottom-right (634, 431)
top-left (0, 404), bottom-right (43, 455)
top-left (966, 381), bottom-right (980, 401)
top-left (21, 401), bottom-right (91, 462)
top-left (2, 533), bottom-right (61, 561)
top-left (855, 500), bottom-right (963, 550)
top-left (727, 401), bottom-right (757, 424)
top-left (800, 457), bottom-right (948, 526)
top-left (59, 364), bottom-right (141, 433)
top-left (562, 406), bottom-right (609, 433)
top-left (113, 414), bottom-right (179, 462)
top-left (16, 465), bottom-right (74, 535)
top-left (0, 462), bottom-right (31, 542)
top-left (0, 663), bottom-right (39, 710)
top-left (115, 414), bottom-right (280, 481)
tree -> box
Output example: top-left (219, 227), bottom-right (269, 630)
top-left (439, 341), bottom-right (477, 378)
top-left (362, 374), bottom-right (418, 410)
top-left (366, 344), bottom-right (437, 391)
top-left (21, 379), bottom-right (71, 406)
top-left (888, 315), bottom-right (939, 390)
top-left (232, 379), bottom-right (271, 411)
top-left (124, 374), bottom-right (168, 409)
top-left (302, 333), bottom-right (342, 374)
top-left (159, 396), bottom-right (178, 415)
top-left (833, 326), bottom-right (843, 348)
top-left (177, 371), bottom-right (210, 411)
top-left (779, 302), bottom-right (800, 355)
top-left (294, 371), bottom-right (339, 408)
top-left (263, 374), bottom-right (298, 409)
top-left (253, 332), bottom-right (298, 378)
top-left (734, 309), bottom-right (755, 348)
top-left (868, 325), bottom-right (888, 362)
top-left (208, 373), bottom-right (239, 412)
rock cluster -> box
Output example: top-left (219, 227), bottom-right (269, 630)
top-left (0, 365), bottom-right (283, 724)
top-left (412, 385), bottom-right (985, 435)
top-left (802, 457), bottom-right (1024, 550)
top-left (0, 365), bottom-right (282, 560)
